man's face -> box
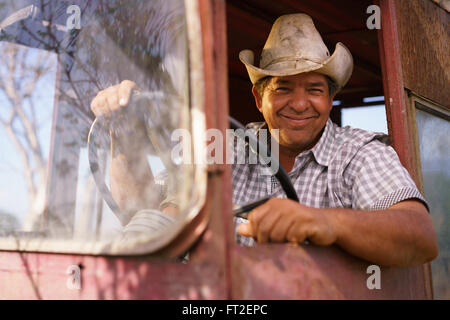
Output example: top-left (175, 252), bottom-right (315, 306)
top-left (253, 72), bottom-right (334, 153)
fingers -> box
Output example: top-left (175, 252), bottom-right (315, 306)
top-left (241, 198), bottom-right (316, 244)
top-left (286, 221), bottom-right (309, 244)
top-left (90, 80), bottom-right (137, 117)
top-left (91, 86), bottom-right (118, 118)
top-left (105, 86), bottom-right (120, 113)
top-left (237, 222), bottom-right (253, 237)
top-left (269, 213), bottom-right (297, 242)
top-left (248, 200), bottom-right (271, 235)
top-left (237, 199), bottom-right (334, 246)
top-left (118, 80), bottom-right (137, 107)
top-left (256, 210), bottom-right (281, 243)
top-left (91, 94), bottom-right (108, 117)
top-left (237, 203), bottom-right (268, 238)
top-left (239, 198), bottom-right (285, 241)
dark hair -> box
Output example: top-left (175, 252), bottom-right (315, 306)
top-left (253, 76), bottom-right (272, 98)
top-left (325, 75), bottom-right (339, 97)
top-left (253, 74), bottom-right (339, 98)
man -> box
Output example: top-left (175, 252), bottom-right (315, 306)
top-left (91, 14), bottom-right (438, 267)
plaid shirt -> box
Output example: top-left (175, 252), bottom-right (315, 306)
top-left (232, 119), bottom-right (427, 246)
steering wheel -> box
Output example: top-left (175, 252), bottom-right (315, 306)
top-left (87, 95), bottom-right (299, 225)
top-left (88, 91), bottom-right (178, 226)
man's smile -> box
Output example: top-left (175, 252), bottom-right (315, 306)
top-left (278, 114), bottom-right (317, 127)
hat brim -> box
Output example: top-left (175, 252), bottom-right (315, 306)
top-left (239, 42), bottom-right (353, 92)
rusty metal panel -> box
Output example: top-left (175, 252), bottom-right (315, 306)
top-left (396, 0), bottom-right (450, 108)
top-left (0, 251), bottom-right (228, 299)
top-left (231, 244), bottom-right (427, 299)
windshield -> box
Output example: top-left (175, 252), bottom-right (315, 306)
top-left (0, 0), bottom-right (206, 255)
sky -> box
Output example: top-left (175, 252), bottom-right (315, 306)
top-left (341, 104), bottom-right (388, 134)
top-left (0, 42), bottom-right (56, 223)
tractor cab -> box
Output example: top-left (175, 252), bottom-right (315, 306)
top-left (0, 0), bottom-right (448, 299)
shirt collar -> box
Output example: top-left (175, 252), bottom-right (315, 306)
top-left (245, 119), bottom-right (335, 167)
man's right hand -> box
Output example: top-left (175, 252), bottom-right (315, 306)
top-left (90, 80), bottom-right (138, 117)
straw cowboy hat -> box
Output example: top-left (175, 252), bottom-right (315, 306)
top-left (239, 13), bottom-right (353, 91)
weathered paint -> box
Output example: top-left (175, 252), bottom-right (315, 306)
top-left (0, 251), bottom-right (225, 299)
top-left (231, 244), bottom-right (427, 299)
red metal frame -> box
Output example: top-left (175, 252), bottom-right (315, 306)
top-left (376, 0), bottom-right (417, 174)
top-left (376, 0), bottom-right (433, 299)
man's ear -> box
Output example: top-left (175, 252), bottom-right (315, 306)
top-left (329, 93), bottom-right (337, 111)
top-left (252, 86), bottom-right (263, 113)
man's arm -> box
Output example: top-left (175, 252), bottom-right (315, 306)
top-left (237, 198), bottom-right (438, 267)
top-left (91, 81), bottom-right (159, 220)
top-left (109, 128), bottom-right (159, 217)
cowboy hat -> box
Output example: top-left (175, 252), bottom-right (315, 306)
top-left (239, 13), bottom-right (353, 91)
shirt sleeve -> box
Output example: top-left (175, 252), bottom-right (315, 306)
top-left (155, 170), bottom-right (179, 210)
top-left (350, 139), bottom-right (428, 211)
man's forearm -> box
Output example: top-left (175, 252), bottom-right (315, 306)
top-left (325, 201), bottom-right (438, 267)
top-left (110, 132), bottom-right (158, 216)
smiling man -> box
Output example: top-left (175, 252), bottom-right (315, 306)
top-left (232, 13), bottom-right (438, 267)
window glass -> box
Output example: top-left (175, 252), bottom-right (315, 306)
top-left (415, 104), bottom-right (450, 299)
top-left (0, 0), bottom-right (206, 255)
top-left (341, 104), bottom-right (388, 134)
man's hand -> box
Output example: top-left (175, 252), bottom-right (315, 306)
top-left (90, 80), bottom-right (137, 117)
top-left (237, 198), bottom-right (337, 245)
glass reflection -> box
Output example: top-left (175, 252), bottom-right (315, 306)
top-left (0, 0), bottom-right (196, 249)
top-left (415, 105), bottom-right (450, 299)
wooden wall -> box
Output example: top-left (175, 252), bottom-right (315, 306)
top-left (396, 0), bottom-right (450, 107)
